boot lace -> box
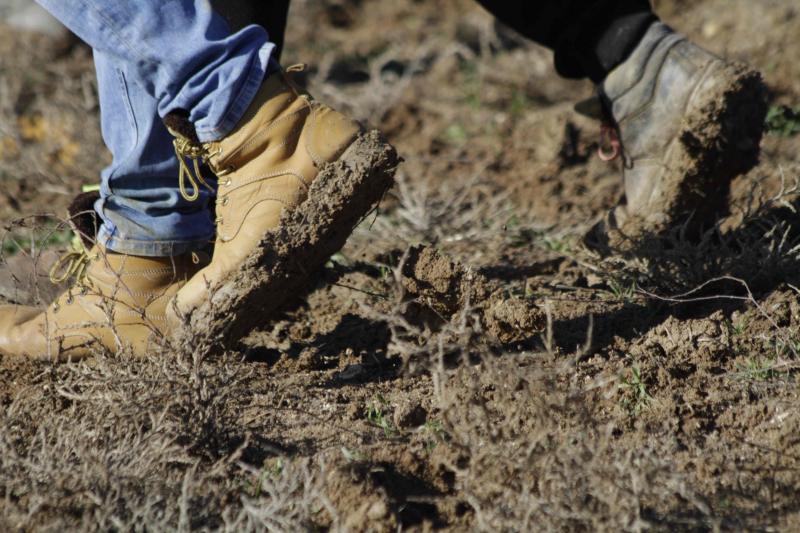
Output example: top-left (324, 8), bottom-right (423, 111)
top-left (574, 95), bottom-right (623, 162)
top-left (598, 122), bottom-right (622, 162)
top-left (48, 244), bottom-right (100, 311)
top-left (173, 137), bottom-right (215, 202)
top-left (49, 244), bottom-right (92, 287)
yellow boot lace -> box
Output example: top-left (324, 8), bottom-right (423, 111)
top-left (49, 243), bottom-right (92, 286)
top-left (173, 136), bottom-right (214, 202)
top-left (48, 243), bottom-right (100, 311)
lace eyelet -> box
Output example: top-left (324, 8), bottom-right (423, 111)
top-left (221, 196), bottom-right (229, 206)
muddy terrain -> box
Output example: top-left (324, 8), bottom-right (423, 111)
top-left (1, 0), bottom-right (800, 531)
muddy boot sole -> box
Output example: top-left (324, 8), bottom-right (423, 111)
top-left (586, 64), bottom-right (767, 252)
top-left (670, 64), bottom-right (767, 228)
top-left (172, 130), bottom-right (398, 349)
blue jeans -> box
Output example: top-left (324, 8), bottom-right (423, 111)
top-left (36, 0), bottom-right (276, 256)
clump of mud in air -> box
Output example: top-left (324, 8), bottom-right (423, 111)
top-left (400, 245), bottom-right (545, 343)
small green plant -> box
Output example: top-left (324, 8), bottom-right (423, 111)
top-left (247, 458), bottom-right (284, 497)
top-left (328, 252), bottom-right (347, 265)
top-left (443, 123), bottom-right (468, 146)
top-left (365, 395), bottom-right (396, 437)
top-left (724, 317), bottom-right (749, 338)
top-left (504, 217), bottom-right (535, 249)
top-left (772, 336), bottom-right (800, 359)
top-left (621, 364), bottom-right (652, 416)
top-left (508, 227), bottom-right (536, 248)
top-left (541, 235), bottom-right (569, 253)
top-left (2, 225), bottom-right (73, 257)
top-left (421, 420), bottom-right (448, 452)
top-left (505, 221), bottom-right (570, 254)
top-left (508, 90), bottom-right (533, 117)
top-left (608, 280), bottom-right (638, 303)
top-left (377, 264), bottom-right (392, 280)
top-left (735, 356), bottom-right (784, 382)
top-left (460, 60), bottom-right (482, 110)
top-left (765, 104), bottom-right (800, 137)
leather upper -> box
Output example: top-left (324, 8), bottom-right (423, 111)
top-left (0, 247), bottom-right (206, 360)
top-left (171, 71), bottom-right (362, 318)
top-left (600, 22), bottom-right (723, 225)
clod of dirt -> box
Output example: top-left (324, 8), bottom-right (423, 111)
top-left (483, 295), bottom-right (547, 344)
top-left (336, 363), bottom-right (367, 381)
top-left (400, 245), bottom-right (491, 316)
top-left (392, 398), bottom-right (428, 429)
top-left (172, 131), bottom-right (399, 350)
top-left (400, 246), bottom-right (545, 343)
top-left (324, 465), bottom-right (400, 532)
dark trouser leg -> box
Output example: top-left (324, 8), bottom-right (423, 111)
top-left (211, 0), bottom-right (291, 60)
top-left (255, 1), bottom-right (291, 60)
top-left (474, 0), bottom-right (657, 82)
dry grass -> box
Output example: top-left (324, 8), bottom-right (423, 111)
top-left (2, 0), bottom-right (800, 531)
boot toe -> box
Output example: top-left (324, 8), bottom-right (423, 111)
top-left (0, 305), bottom-right (45, 358)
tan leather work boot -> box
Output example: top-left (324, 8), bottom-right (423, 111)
top-left (164, 68), bottom-right (398, 346)
top-left (0, 244), bottom-right (207, 361)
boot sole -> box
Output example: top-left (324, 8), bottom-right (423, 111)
top-left (173, 130), bottom-right (398, 349)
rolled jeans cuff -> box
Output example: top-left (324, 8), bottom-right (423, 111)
top-left (193, 43), bottom-right (275, 143)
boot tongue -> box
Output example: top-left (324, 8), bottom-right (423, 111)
top-left (163, 109), bottom-right (200, 145)
top-left (67, 190), bottom-right (100, 249)
top-left (574, 95), bottom-right (605, 121)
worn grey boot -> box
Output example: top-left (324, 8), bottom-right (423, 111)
top-left (586, 22), bottom-right (767, 249)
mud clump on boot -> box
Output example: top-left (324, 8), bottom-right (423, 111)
top-left (399, 246), bottom-right (545, 343)
top-left (171, 131), bottom-right (399, 351)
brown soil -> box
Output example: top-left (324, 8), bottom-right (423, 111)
top-left (2, 0), bottom-right (800, 531)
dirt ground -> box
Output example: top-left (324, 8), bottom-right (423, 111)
top-left (1, 0), bottom-right (800, 531)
